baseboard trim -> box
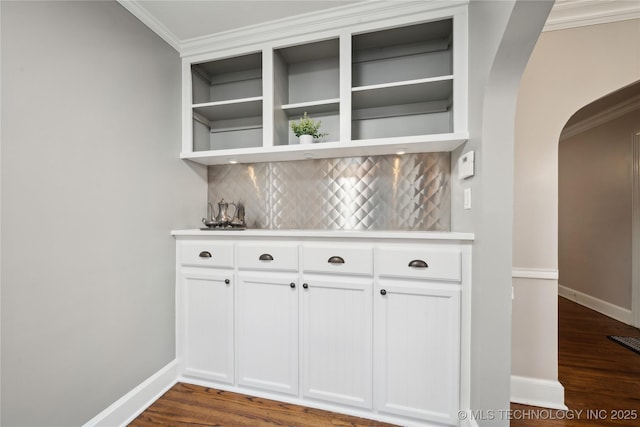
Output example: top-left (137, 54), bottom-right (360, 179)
top-left (459, 411), bottom-right (480, 427)
top-left (510, 375), bottom-right (567, 410)
top-left (82, 359), bottom-right (178, 427)
top-left (558, 284), bottom-right (632, 325)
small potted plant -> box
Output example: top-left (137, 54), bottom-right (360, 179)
top-left (290, 112), bottom-right (327, 144)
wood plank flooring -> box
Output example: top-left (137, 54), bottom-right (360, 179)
top-left (510, 297), bottom-right (640, 426)
top-left (130, 296), bottom-right (640, 426)
top-left (129, 384), bottom-right (396, 426)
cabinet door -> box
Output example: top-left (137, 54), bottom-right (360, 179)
top-left (236, 272), bottom-right (299, 395)
top-left (375, 280), bottom-right (460, 425)
top-left (181, 271), bottom-right (234, 384)
top-left (300, 276), bottom-right (372, 409)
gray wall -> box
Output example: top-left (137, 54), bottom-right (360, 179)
top-left (559, 108), bottom-right (638, 309)
top-left (456, 1), bottom-right (552, 425)
top-left (1, 1), bottom-right (206, 425)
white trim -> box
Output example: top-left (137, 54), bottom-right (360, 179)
top-left (558, 284), bottom-right (632, 325)
top-left (632, 131), bottom-right (640, 328)
top-left (82, 360), bottom-right (178, 427)
top-left (512, 268), bottom-right (559, 280)
top-left (116, 0), bottom-right (181, 51)
top-left (459, 411), bottom-right (480, 427)
top-left (560, 94), bottom-right (640, 140)
top-left (180, 1), bottom-right (467, 58)
top-left (544, 0), bottom-right (640, 32)
top-left (510, 375), bottom-right (567, 410)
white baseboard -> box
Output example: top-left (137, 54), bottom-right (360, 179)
top-left (459, 412), bottom-right (480, 427)
top-left (510, 375), bottom-right (567, 410)
top-left (82, 359), bottom-right (178, 427)
top-left (558, 284), bottom-right (632, 325)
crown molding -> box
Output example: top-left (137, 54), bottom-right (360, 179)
top-left (119, 0), bottom-right (467, 58)
top-left (180, 0), bottom-right (467, 58)
top-left (560, 93), bottom-right (640, 140)
top-left (544, 0), bottom-right (640, 32)
top-left (117, 0), bottom-right (181, 51)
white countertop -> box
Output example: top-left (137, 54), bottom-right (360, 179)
top-left (172, 229), bottom-right (474, 241)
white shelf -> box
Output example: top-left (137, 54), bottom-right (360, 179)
top-left (192, 97), bottom-right (263, 121)
top-left (181, 132), bottom-right (468, 165)
top-left (352, 76), bottom-right (452, 110)
top-left (281, 99), bottom-right (340, 116)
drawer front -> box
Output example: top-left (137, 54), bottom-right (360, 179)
top-left (303, 245), bottom-right (373, 276)
top-left (237, 243), bottom-right (298, 271)
top-left (377, 247), bottom-right (461, 281)
top-left (180, 241), bottom-right (234, 268)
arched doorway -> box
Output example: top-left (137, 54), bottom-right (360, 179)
top-left (512, 16), bottom-right (640, 410)
top-left (558, 82), bottom-right (640, 326)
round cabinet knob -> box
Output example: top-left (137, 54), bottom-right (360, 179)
top-left (224, 279), bottom-right (230, 284)
top-left (302, 283), bottom-right (309, 289)
top-left (290, 282), bottom-right (296, 289)
top-left (380, 289), bottom-right (387, 295)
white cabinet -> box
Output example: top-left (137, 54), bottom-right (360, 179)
top-left (181, 2), bottom-right (468, 165)
top-left (174, 232), bottom-right (471, 427)
top-left (236, 272), bottom-right (299, 395)
top-left (178, 241), bottom-right (235, 383)
top-left (375, 245), bottom-right (462, 425)
top-left (235, 241), bottom-right (300, 395)
top-left (181, 270), bottom-right (234, 384)
top-left (300, 243), bottom-right (373, 409)
top-left (375, 280), bottom-right (460, 425)
top-left (301, 275), bottom-right (373, 409)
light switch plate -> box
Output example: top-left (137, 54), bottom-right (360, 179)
top-left (458, 151), bottom-right (475, 180)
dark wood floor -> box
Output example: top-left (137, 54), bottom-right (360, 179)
top-left (130, 297), bottom-right (640, 426)
top-left (511, 297), bottom-right (640, 426)
top-left (129, 383), bottom-right (395, 426)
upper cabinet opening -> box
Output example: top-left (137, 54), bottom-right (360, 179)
top-left (191, 52), bottom-right (263, 152)
top-left (351, 19), bottom-right (453, 140)
top-left (181, 3), bottom-right (467, 165)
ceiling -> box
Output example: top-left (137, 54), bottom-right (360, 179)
top-left (120, 0), bottom-right (640, 53)
top-left (120, 0), bottom-right (362, 48)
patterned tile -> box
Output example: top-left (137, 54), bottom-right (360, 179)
top-left (207, 153), bottom-right (450, 231)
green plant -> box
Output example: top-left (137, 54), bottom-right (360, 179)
top-left (290, 112), bottom-right (327, 139)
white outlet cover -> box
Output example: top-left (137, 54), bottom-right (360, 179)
top-left (458, 151), bottom-right (475, 180)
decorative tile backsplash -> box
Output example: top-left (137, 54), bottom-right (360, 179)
top-left (207, 153), bottom-right (451, 231)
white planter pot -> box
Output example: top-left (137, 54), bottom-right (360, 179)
top-left (299, 135), bottom-right (313, 145)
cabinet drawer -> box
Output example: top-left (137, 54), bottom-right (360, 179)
top-left (377, 247), bottom-right (461, 282)
top-left (303, 245), bottom-right (373, 276)
top-left (180, 241), bottom-right (234, 268)
top-left (238, 243), bottom-right (298, 271)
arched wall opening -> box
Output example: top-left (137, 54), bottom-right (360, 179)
top-left (512, 17), bottom-right (640, 409)
top-left (558, 82), bottom-right (640, 326)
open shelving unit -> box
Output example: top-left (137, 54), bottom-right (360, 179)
top-left (351, 19), bottom-right (453, 141)
top-left (181, 4), bottom-right (467, 165)
top-left (191, 52), bottom-right (263, 151)
top-left (274, 38), bottom-right (341, 146)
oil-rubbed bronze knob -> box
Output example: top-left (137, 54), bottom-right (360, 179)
top-left (224, 279), bottom-right (230, 285)
top-left (290, 282), bottom-right (296, 289)
top-left (303, 283), bottom-right (309, 289)
top-left (380, 289), bottom-right (387, 296)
